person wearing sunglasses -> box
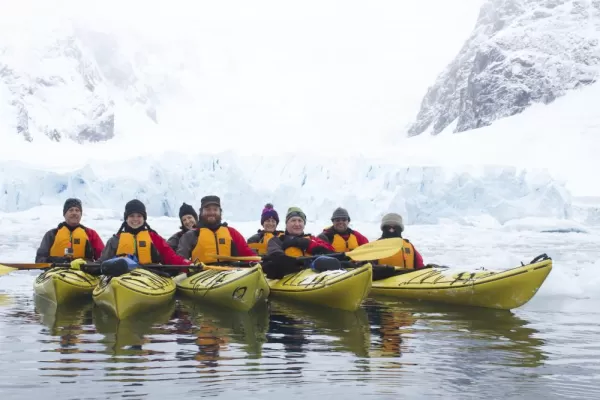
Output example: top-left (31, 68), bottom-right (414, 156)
top-left (377, 213), bottom-right (424, 270)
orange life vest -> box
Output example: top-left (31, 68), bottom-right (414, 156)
top-left (378, 239), bottom-right (416, 269)
top-left (49, 225), bottom-right (91, 259)
top-left (116, 230), bottom-right (157, 265)
top-left (191, 226), bottom-right (232, 264)
top-left (248, 231), bottom-right (276, 256)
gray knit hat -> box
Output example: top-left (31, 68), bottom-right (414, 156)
top-left (381, 213), bottom-right (404, 232)
top-left (331, 207), bottom-right (350, 221)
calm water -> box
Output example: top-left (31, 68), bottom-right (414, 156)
top-left (1, 223), bottom-right (600, 399)
top-left (0, 278), bottom-right (599, 400)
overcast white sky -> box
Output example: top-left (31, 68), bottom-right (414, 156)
top-left (1, 0), bottom-right (483, 150)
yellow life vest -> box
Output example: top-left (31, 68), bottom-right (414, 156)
top-left (116, 230), bottom-right (155, 265)
top-left (49, 225), bottom-right (90, 259)
top-left (248, 231), bottom-right (276, 256)
top-left (379, 239), bottom-right (415, 269)
top-left (322, 226), bottom-right (360, 252)
top-left (192, 226), bottom-right (232, 264)
top-left (278, 233), bottom-right (313, 257)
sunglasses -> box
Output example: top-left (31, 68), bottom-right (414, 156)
top-left (332, 218), bottom-right (349, 222)
top-left (382, 225), bottom-right (399, 231)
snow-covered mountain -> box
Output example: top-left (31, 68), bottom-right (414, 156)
top-left (0, 14), bottom-right (190, 143)
top-left (408, 0), bottom-right (600, 136)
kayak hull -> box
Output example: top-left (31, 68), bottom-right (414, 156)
top-left (93, 268), bottom-right (176, 320)
top-left (267, 263), bottom-right (373, 312)
top-left (33, 267), bottom-right (100, 304)
top-left (371, 258), bottom-right (552, 310)
top-left (174, 265), bottom-right (270, 312)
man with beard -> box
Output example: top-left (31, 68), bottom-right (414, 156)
top-left (317, 207), bottom-right (369, 252)
top-left (167, 202), bottom-right (198, 251)
top-left (35, 198), bottom-right (105, 263)
top-left (376, 213), bottom-right (424, 269)
top-left (177, 195), bottom-right (257, 263)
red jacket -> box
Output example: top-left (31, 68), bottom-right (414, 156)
top-left (413, 246), bottom-right (425, 269)
top-left (84, 227), bottom-right (105, 260)
top-left (307, 235), bottom-right (335, 253)
top-left (227, 227), bottom-right (260, 257)
top-left (149, 231), bottom-right (191, 266)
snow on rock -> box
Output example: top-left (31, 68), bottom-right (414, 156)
top-left (408, 0), bottom-right (600, 136)
top-left (0, 153), bottom-right (574, 226)
top-left (0, 18), bottom-right (115, 143)
top-left (0, 13), bottom-right (181, 143)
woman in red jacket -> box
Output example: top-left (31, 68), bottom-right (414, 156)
top-left (99, 199), bottom-right (191, 269)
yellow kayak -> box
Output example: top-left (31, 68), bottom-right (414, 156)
top-left (33, 267), bottom-right (100, 304)
top-left (93, 268), bottom-right (176, 320)
top-left (174, 265), bottom-right (270, 312)
top-left (370, 255), bottom-right (553, 310)
top-left (267, 263), bottom-right (373, 311)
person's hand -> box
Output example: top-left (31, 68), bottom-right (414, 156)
top-left (70, 258), bottom-right (86, 270)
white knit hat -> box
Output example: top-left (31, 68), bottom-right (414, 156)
top-left (380, 213), bottom-right (404, 232)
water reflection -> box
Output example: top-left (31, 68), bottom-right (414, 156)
top-left (269, 299), bottom-right (371, 358)
top-left (175, 297), bottom-right (269, 367)
top-left (34, 295), bottom-right (94, 350)
top-left (0, 293), bottom-right (13, 308)
top-left (368, 299), bottom-right (547, 368)
top-left (93, 299), bottom-right (176, 356)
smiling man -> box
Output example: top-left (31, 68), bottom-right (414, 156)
top-left (35, 198), bottom-right (105, 263)
top-left (177, 195), bottom-right (257, 263)
top-left (317, 207), bottom-right (369, 252)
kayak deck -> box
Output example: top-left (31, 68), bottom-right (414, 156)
top-left (267, 263), bottom-right (373, 311)
top-left (34, 267), bottom-right (100, 304)
top-left (370, 255), bottom-right (552, 310)
top-left (174, 265), bottom-right (270, 312)
top-left (93, 268), bottom-right (176, 320)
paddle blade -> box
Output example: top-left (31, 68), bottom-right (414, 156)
top-left (345, 238), bottom-right (404, 261)
top-left (0, 264), bottom-right (18, 276)
top-left (204, 254), bottom-right (262, 262)
top-left (0, 263), bottom-right (53, 271)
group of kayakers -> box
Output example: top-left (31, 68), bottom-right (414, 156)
top-left (35, 196), bottom-right (425, 275)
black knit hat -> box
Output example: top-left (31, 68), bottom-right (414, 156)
top-left (179, 202), bottom-right (198, 222)
top-left (63, 198), bottom-right (82, 215)
top-left (200, 195), bottom-right (221, 209)
top-left (123, 199), bottom-right (147, 221)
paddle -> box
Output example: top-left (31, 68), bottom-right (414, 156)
top-left (207, 237), bottom-right (405, 263)
top-left (0, 261), bottom-right (251, 277)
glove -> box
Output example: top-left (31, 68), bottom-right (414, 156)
top-left (70, 258), bottom-right (86, 270)
top-left (281, 237), bottom-right (310, 251)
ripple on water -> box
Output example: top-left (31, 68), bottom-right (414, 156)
top-left (0, 273), bottom-right (599, 399)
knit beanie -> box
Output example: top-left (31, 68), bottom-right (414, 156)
top-left (179, 202), bottom-right (198, 222)
top-left (380, 212), bottom-right (404, 232)
top-left (286, 206), bottom-right (307, 223)
top-left (261, 203), bottom-right (280, 225)
top-left (124, 199), bottom-right (147, 221)
top-left (331, 207), bottom-right (350, 221)
top-left (63, 198), bottom-right (82, 215)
